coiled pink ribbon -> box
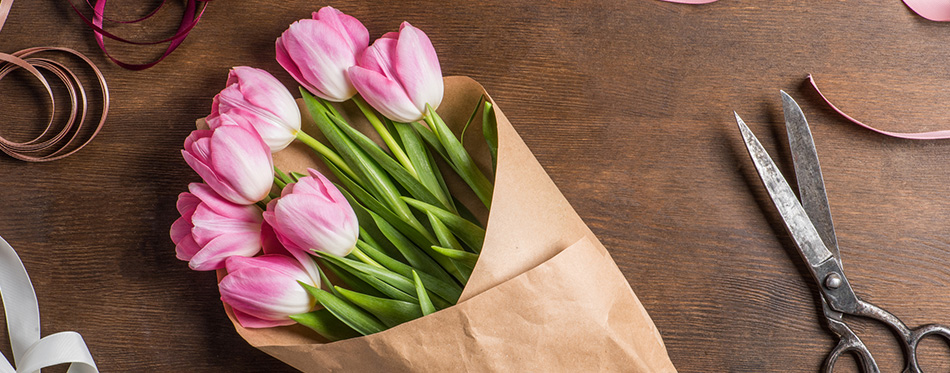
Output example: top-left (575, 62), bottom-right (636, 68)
top-left (0, 0), bottom-right (109, 162)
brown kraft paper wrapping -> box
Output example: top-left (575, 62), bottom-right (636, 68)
top-left (201, 76), bottom-right (676, 372)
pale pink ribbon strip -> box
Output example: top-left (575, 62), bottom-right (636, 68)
top-left (659, 0), bottom-right (950, 21)
top-left (0, 0), bottom-right (109, 162)
top-left (809, 75), bottom-right (950, 140)
top-left (903, 0), bottom-right (950, 21)
top-left (657, 0), bottom-right (719, 4)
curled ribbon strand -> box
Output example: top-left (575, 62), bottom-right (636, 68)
top-left (0, 236), bottom-right (99, 373)
top-left (0, 0), bottom-right (109, 162)
top-left (67, 0), bottom-right (211, 70)
top-left (809, 74), bottom-right (950, 140)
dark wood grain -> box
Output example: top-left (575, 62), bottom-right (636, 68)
top-left (2, 0), bottom-right (950, 371)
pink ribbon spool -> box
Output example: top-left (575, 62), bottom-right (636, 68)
top-left (0, 0), bottom-right (109, 162)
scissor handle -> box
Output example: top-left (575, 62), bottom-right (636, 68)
top-left (849, 299), bottom-right (950, 373)
top-left (823, 320), bottom-right (879, 373)
top-left (902, 323), bottom-right (950, 373)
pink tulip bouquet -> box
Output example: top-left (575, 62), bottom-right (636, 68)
top-left (172, 6), bottom-right (677, 371)
top-left (172, 6), bottom-right (497, 340)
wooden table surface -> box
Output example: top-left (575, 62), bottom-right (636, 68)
top-left (2, 1), bottom-right (950, 371)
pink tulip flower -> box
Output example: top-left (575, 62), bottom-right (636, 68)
top-left (170, 183), bottom-right (264, 271)
top-left (209, 66), bottom-right (301, 152)
top-left (182, 124), bottom-right (274, 205)
top-left (260, 217), bottom-right (322, 283)
top-left (219, 254), bottom-right (320, 328)
top-left (276, 6), bottom-right (369, 102)
top-left (263, 168), bottom-right (358, 258)
top-left (348, 22), bottom-right (443, 123)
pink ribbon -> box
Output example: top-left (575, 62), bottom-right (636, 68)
top-left (0, 0), bottom-right (109, 161)
top-left (809, 75), bottom-right (950, 140)
top-left (67, 0), bottom-right (211, 70)
top-left (903, 0), bottom-right (950, 21)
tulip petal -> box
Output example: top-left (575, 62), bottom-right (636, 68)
top-left (357, 37), bottom-right (397, 78)
top-left (274, 194), bottom-right (357, 257)
top-left (260, 220), bottom-right (285, 255)
top-left (188, 183), bottom-right (262, 222)
top-left (282, 20), bottom-right (358, 101)
top-left (188, 232), bottom-right (263, 270)
top-left (232, 307), bottom-right (295, 328)
top-left (216, 88), bottom-right (299, 152)
top-left (309, 169), bottom-right (348, 204)
top-left (314, 7), bottom-right (369, 54)
top-left (219, 265), bottom-right (315, 318)
top-left (175, 234), bottom-right (201, 262)
top-left (229, 67), bottom-right (301, 127)
top-left (184, 130), bottom-right (214, 164)
top-left (349, 66), bottom-right (422, 123)
top-left (209, 126), bottom-right (274, 204)
top-left (191, 208), bottom-right (262, 247)
top-left (169, 215), bottom-right (194, 245)
top-left (276, 36), bottom-right (313, 94)
top-left (226, 254), bottom-right (296, 274)
top-left (394, 22), bottom-right (443, 113)
top-left (182, 150), bottom-right (250, 205)
top-left (175, 191), bottom-right (200, 215)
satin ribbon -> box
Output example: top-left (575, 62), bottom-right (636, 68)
top-left (67, 0), bottom-right (211, 70)
top-left (0, 0), bottom-right (109, 162)
top-left (809, 74), bottom-right (950, 140)
top-left (0, 236), bottom-right (98, 372)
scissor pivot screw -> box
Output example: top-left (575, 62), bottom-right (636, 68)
top-left (824, 273), bottom-right (842, 290)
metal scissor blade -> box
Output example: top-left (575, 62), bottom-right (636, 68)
top-left (781, 91), bottom-right (840, 263)
top-left (735, 112), bottom-right (834, 270)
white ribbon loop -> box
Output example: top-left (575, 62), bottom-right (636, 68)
top-left (0, 236), bottom-right (98, 373)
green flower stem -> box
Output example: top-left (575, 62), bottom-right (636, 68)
top-left (295, 130), bottom-right (357, 180)
top-left (273, 176), bottom-right (287, 189)
top-left (352, 95), bottom-right (418, 179)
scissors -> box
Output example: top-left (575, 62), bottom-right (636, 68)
top-left (735, 91), bottom-right (950, 372)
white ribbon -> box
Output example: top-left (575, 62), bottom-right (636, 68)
top-left (0, 236), bottom-right (98, 373)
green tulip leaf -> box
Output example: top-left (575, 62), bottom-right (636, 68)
top-left (274, 167), bottom-right (293, 185)
top-left (393, 120), bottom-right (455, 212)
top-left (300, 283), bottom-right (386, 336)
top-left (290, 309), bottom-right (361, 342)
top-left (357, 240), bottom-right (462, 303)
top-left (290, 171), bottom-right (307, 182)
top-left (334, 116), bottom-right (450, 212)
top-left (482, 100), bottom-right (498, 171)
top-left (412, 271), bottom-right (437, 316)
top-left (320, 257), bottom-right (416, 303)
top-left (317, 252), bottom-right (418, 298)
top-left (335, 286), bottom-right (422, 328)
top-left (430, 245), bottom-right (480, 268)
top-left (459, 95), bottom-right (485, 142)
top-left (304, 90), bottom-right (412, 222)
top-left (424, 105), bottom-right (493, 209)
top-left (370, 211), bottom-right (461, 284)
top-left (403, 197), bottom-right (485, 253)
top-left (411, 121), bottom-right (448, 160)
top-left (319, 259), bottom-right (384, 298)
top-left (327, 160), bottom-right (432, 250)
